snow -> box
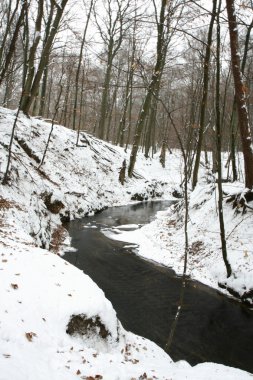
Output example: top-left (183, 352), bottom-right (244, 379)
top-left (0, 107), bottom-right (252, 379)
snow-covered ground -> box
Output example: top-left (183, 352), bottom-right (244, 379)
top-left (0, 107), bottom-right (252, 379)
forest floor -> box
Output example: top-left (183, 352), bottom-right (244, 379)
top-left (0, 107), bottom-right (252, 380)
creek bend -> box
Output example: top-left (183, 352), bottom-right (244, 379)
top-left (64, 201), bottom-right (253, 374)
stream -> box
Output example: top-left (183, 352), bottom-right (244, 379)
top-left (64, 201), bottom-right (253, 374)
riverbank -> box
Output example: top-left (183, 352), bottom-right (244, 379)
top-left (0, 107), bottom-right (252, 379)
top-left (106, 178), bottom-right (253, 306)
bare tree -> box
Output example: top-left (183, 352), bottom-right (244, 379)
top-left (94, 0), bottom-right (132, 140)
top-left (73, 0), bottom-right (94, 133)
top-left (0, 0), bottom-right (28, 87)
top-left (215, 0), bottom-right (232, 278)
top-left (192, 0), bottom-right (217, 189)
top-left (226, 0), bottom-right (253, 189)
top-left (20, 0), bottom-right (69, 115)
top-left (128, 0), bottom-right (181, 177)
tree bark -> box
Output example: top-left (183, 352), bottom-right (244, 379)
top-left (0, 1), bottom-right (27, 87)
top-left (72, 0), bottom-right (93, 131)
top-left (226, 0), bottom-right (253, 189)
top-left (192, 0), bottom-right (217, 189)
top-left (215, 0), bottom-right (232, 278)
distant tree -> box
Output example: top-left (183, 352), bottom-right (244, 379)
top-left (94, 0), bottom-right (132, 140)
top-left (128, 0), bottom-right (179, 177)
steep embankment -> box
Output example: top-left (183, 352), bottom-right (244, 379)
top-left (0, 107), bottom-right (177, 251)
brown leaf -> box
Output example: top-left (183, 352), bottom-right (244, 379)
top-left (25, 332), bottom-right (37, 342)
top-left (76, 369), bottom-right (81, 375)
top-left (11, 283), bottom-right (18, 289)
top-left (95, 376), bottom-right (103, 379)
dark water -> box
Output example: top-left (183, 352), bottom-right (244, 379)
top-left (64, 201), bottom-right (253, 374)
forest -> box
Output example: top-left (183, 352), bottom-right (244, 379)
top-left (0, 1), bottom-right (253, 379)
top-left (0, 0), bottom-right (252, 178)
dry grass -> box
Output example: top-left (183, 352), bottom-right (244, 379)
top-left (0, 196), bottom-right (22, 228)
top-left (49, 225), bottom-right (67, 254)
top-left (0, 196), bottom-right (22, 211)
top-left (189, 240), bottom-right (204, 256)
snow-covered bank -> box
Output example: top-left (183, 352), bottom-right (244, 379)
top-left (105, 179), bottom-right (253, 306)
top-left (0, 107), bottom-right (252, 379)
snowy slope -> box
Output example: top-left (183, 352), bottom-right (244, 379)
top-left (0, 107), bottom-right (252, 379)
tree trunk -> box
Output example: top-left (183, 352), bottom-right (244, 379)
top-left (226, 0), bottom-right (253, 189)
top-left (216, 0), bottom-right (232, 278)
top-left (192, 0), bottom-right (217, 189)
top-left (97, 49), bottom-right (113, 140)
top-left (20, 0), bottom-right (68, 115)
top-left (72, 0), bottom-right (93, 131)
top-left (38, 2), bottom-right (55, 117)
top-left (0, 1), bottom-right (27, 87)
top-left (128, 0), bottom-right (170, 177)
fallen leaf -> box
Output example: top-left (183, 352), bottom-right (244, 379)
top-left (3, 354), bottom-right (11, 358)
top-left (76, 369), bottom-right (81, 375)
top-left (11, 283), bottom-right (18, 289)
top-left (25, 332), bottom-right (37, 342)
